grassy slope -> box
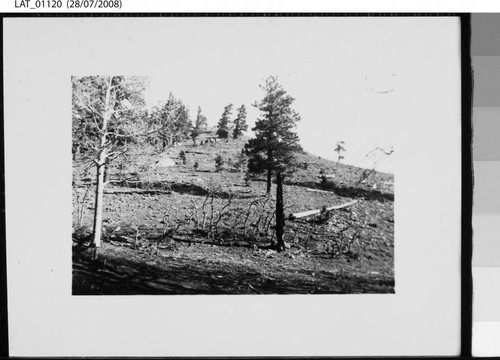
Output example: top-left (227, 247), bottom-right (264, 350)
top-left (72, 137), bottom-right (394, 294)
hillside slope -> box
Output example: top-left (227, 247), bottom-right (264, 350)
top-left (72, 137), bottom-right (394, 294)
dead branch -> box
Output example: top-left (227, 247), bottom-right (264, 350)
top-left (73, 183), bottom-right (94, 227)
top-left (208, 196), bottom-right (215, 238)
top-left (201, 193), bottom-right (212, 230)
top-left (355, 168), bottom-right (376, 187)
top-left (189, 199), bottom-right (200, 228)
top-left (252, 197), bottom-right (271, 238)
top-left (355, 146), bottom-right (394, 186)
top-left (213, 194), bottom-right (233, 236)
top-left (243, 198), bottom-right (261, 237)
top-left (184, 150), bottom-right (209, 155)
top-left (229, 207), bottom-right (245, 240)
top-left (263, 209), bottom-right (276, 236)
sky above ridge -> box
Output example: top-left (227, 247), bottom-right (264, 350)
top-left (135, 17), bottom-right (461, 174)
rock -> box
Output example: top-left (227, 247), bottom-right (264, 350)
top-left (155, 157), bottom-right (176, 167)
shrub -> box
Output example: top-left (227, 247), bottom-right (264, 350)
top-left (319, 169), bottom-right (327, 185)
top-left (312, 206), bottom-right (332, 224)
top-left (179, 150), bottom-right (187, 165)
top-left (194, 161), bottom-right (199, 170)
top-left (215, 154), bottom-right (225, 172)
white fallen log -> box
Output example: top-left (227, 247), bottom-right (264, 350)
top-left (289, 200), bottom-right (358, 220)
top-left (306, 188), bottom-right (335, 194)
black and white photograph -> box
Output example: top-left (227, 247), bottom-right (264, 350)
top-left (70, 20), bottom-right (398, 295)
top-left (5, 15), bottom-right (464, 356)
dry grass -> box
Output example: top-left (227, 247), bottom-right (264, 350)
top-left (73, 138), bottom-right (394, 294)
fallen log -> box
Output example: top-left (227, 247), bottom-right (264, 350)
top-left (184, 150), bottom-right (209, 155)
top-left (306, 188), bottom-right (335, 194)
top-left (289, 200), bottom-right (358, 220)
top-left (104, 188), bottom-right (172, 195)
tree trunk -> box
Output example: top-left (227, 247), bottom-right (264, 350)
top-left (266, 168), bottom-right (272, 194)
top-left (91, 76), bottom-right (113, 259)
top-left (92, 155), bottom-right (106, 258)
top-left (266, 148), bottom-right (273, 194)
top-left (103, 163), bottom-right (108, 183)
top-left (275, 172), bottom-right (285, 252)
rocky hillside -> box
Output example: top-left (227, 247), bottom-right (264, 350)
top-left (72, 137), bottom-right (394, 295)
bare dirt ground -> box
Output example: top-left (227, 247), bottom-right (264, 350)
top-left (73, 138), bottom-right (394, 294)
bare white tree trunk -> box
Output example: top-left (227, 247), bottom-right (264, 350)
top-left (92, 150), bottom-right (107, 249)
top-left (91, 76), bottom-right (113, 257)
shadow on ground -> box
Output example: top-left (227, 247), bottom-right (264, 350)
top-left (72, 244), bottom-right (394, 295)
top-left (112, 179), bottom-right (254, 199)
top-left (285, 179), bottom-right (394, 202)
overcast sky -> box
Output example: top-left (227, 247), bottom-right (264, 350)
top-left (132, 17), bottom-right (460, 174)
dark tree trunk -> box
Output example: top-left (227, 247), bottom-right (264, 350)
top-left (266, 148), bottom-right (273, 194)
top-left (266, 168), bottom-right (272, 194)
top-left (275, 172), bottom-right (285, 252)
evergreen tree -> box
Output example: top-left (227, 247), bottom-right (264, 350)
top-left (148, 93), bottom-right (191, 150)
top-left (245, 76), bottom-right (302, 252)
top-left (334, 141), bottom-right (346, 162)
top-left (245, 76), bottom-right (302, 194)
top-left (232, 104), bottom-right (248, 139)
top-left (191, 106), bottom-right (207, 146)
top-left (216, 103), bottom-right (233, 139)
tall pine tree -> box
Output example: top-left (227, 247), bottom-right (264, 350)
top-left (245, 76), bottom-right (302, 252)
top-left (245, 76), bottom-right (302, 194)
top-left (191, 106), bottom-right (208, 146)
top-left (232, 104), bottom-right (248, 139)
top-left (216, 103), bottom-right (233, 139)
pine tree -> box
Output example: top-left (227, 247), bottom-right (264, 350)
top-left (334, 141), bottom-right (346, 162)
top-left (245, 76), bottom-right (302, 194)
top-left (245, 76), bottom-right (302, 252)
top-left (148, 93), bottom-right (191, 150)
top-left (216, 104), bottom-right (233, 139)
top-left (232, 104), bottom-right (248, 139)
top-left (191, 106), bottom-right (207, 146)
